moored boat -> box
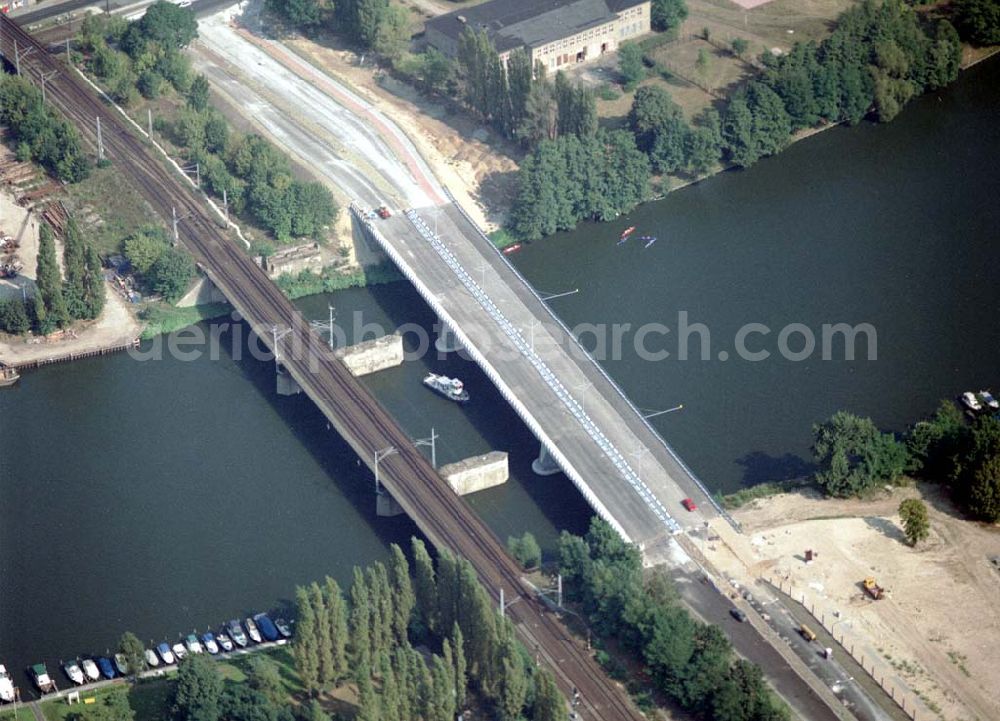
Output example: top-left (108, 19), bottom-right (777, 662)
top-left (113, 654), bottom-right (129, 676)
top-left (0, 664), bottom-right (15, 703)
top-left (620, 226), bottom-right (636, 240)
top-left (63, 660), bottom-right (84, 685)
top-left (145, 649), bottom-right (161, 668)
top-left (201, 633), bottom-right (219, 655)
top-left (156, 643), bottom-right (175, 665)
top-left (172, 643), bottom-right (187, 662)
top-left (185, 634), bottom-right (203, 655)
top-left (254, 614), bottom-right (279, 642)
top-left (31, 664), bottom-right (55, 694)
top-left (243, 617), bottom-right (262, 644)
top-left (216, 633), bottom-right (233, 653)
top-left (226, 620), bottom-right (248, 648)
top-left (979, 390), bottom-right (999, 410)
top-left (274, 618), bottom-right (292, 639)
top-left (962, 391), bottom-right (983, 411)
top-left (423, 373), bottom-right (469, 403)
top-left (81, 658), bottom-right (99, 682)
top-left (0, 367), bottom-right (19, 388)
top-left (97, 658), bottom-right (116, 680)
top-left (501, 243), bottom-right (522, 255)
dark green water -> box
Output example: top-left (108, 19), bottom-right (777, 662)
top-left (1, 56), bottom-right (998, 695)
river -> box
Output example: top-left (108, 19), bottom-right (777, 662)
top-left (1, 56), bottom-right (997, 696)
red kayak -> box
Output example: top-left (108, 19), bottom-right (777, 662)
top-left (620, 226), bottom-right (636, 239)
top-left (501, 243), bottom-right (522, 255)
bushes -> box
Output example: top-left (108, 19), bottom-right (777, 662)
top-left (506, 532), bottom-right (541, 569)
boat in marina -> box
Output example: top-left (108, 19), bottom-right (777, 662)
top-left (201, 633), bottom-right (219, 654)
top-left (0, 367), bottom-right (19, 388)
top-left (114, 654), bottom-right (129, 676)
top-left (30, 664), bottom-right (55, 694)
top-left (243, 617), bottom-right (262, 644)
top-left (63, 660), bottom-right (84, 685)
top-left (423, 373), bottom-right (469, 403)
top-left (185, 634), bottom-right (203, 655)
top-left (0, 664), bottom-right (16, 703)
top-left (156, 643), bottom-right (175, 665)
top-left (98, 658), bottom-right (116, 680)
top-left (81, 658), bottom-right (99, 682)
top-left (962, 391), bottom-right (983, 411)
top-left (145, 649), bottom-right (161, 668)
top-left (216, 633), bottom-right (234, 653)
top-left (979, 390), bottom-right (999, 410)
top-left (172, 643), bottom-right (187, 661)
top-left (274, 618), bottom-right (292, 639)
top-left (254, 614), bottom-right (279, 642)
top-left (226, 620), bottom-right (248, 648)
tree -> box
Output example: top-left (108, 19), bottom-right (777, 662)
top-left (968, 454), bottom-right (1000, 522)
top-left (188, 74), bottom-right (211, 111)
top-left (293, 585), bottom-right (322, 695)
top-left (303, 700), bottom-right (330, 721)
top-left (134, 0), bottom-right (198, 50)
top-left (532, 667), bottom-right (564, 721)
top-left (953, 0), bottom-right (1000, 45)
top-left (118, 631), bottom-right (147, 682)
top-left (618, 42), bottom-right (645, 91)
top-left (0, 298), bottom-right (31, 335)
top-left (507, 531), bottom-right (542, 569)
top-left (497, 638), bottom-right (528, 721)
top-left (696, 47), bottom-right (711, 82)
top-left (906, 400), bottom-right (965, 479)
top-left (174, 654), bottom-right (223, 721)
top-left (812, 411), bottom-right (911, 497)
top-left (652, 0), bottom-right (688, 32)
top-left (268, 0), bottom-right (323, 28)
top-left (388, 544), bottom-right (415, 643)
top-left (349, 566), bottom-right (373, 668)
top-left (953, 417), bottom-right (1000, 521)
top-left (451, 623), bottom-right (467, 709)
top-left (35, 224), bottom-right (69, 331)
top-left (373, 4), bottom-right (410, 62)
top-left (246, 655), bottom-right (284, 707)
top-left (412, 537), bottom-right (437, 634)
top-left (418, 47), bottom-right (453, 94)
top-left (354, 662), bottom-right (380, 721)
top-left (84, 243), bottom-right (106, 319)
top-left (149, 247), bottom-right (194, 302)
top-left (322, 576), bottom-right (349, 684)
top-left (732, 37), bottom-right (749, 58)
top-left (310, 582), bottom-right (334, 688)
top-left (123, 226), bottom-right (169, 275)
top-left (898, 498), bottom-right (930, 546)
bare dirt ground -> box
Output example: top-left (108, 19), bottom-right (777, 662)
top-left (707, 485), bottom-right (1000, 721)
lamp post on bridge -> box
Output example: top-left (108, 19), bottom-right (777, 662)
top-left (413, 428), bottom-right (438, 469)
top-left (310, 304), bottom-right (336, 350)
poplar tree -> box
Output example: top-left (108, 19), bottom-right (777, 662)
top-left (310, 582), bottom-right (334, 688)
top-left (392, 647), bottom-right (413, 721)
top-left (498, 637), bottom-right (528, 721)
top-left (84, 244), bottom-right (105, 318)
top-left (373, 563), bottom-right (394, 655)
top-left (412, 538), bottom-right (437, 634)
top-left (35, 224), bottom-right (68, 330)
top-left (62, 218), bottom-right (88, 319)
top-left (436, 550), bottom-right (459, 635)
top-left (293, 585), bottom-right (321, 695)
top-left (349, 567), bottom-right (372, 669)
top-left (365, 565), bottom-right (386, 661)
top-left (376, 651), bottom-right (399, 720)
top-left (431, 654), bottom-right (456, 721)
top-left (532, 668), bottom-right (565, 721)
top-left (388, 544), bottom-right (415, 644)
top-left (323, 576), bottom-right (349, 684)
top-left (355, 662), bottom-right (381, 721)
top-left (452, 623), bottom-right (468, 709)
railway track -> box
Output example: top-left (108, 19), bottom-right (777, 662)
top-left (0, 17), bottom-right (645, 721)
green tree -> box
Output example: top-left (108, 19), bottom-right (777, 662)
top-left (618, 42), bottom-right (646, 91)
top-left (148, 247), bottom-right (194, 302)
top-left (812, 411), bottom-right (911, 497)
top-left (132, 0), bottom-right (198, 51)
top-left (0, 298), bottom-right (31, 335)
top-left (35, 224), bottom-right (69, 330)
top-left (953, 417), bottom-right (1000, 521)
top-left (268, 0), bottom-right (323, 28)
top-left (898, 498), bottom-right (930, 546)
top-left (246, 655), bottom-right (284, 707)
top-left (373, 4), bottom-right (410, 61)
top-left (322, 576), bottom-right (349, 684)
top-left (118, 631), bottom-right (147, 682)
top-left (732, 37), bottom-right (749, 58)
top-left (293, 585), bottom-right (322, 695)
top-left (303, 699), bottom-right (330, 721)
top-left (532, 667), bottom-right (564, 721)
top-left (418, 47), bottom-right (453, 94)
top-left (349, 566), bottom-right (373, 669)
top-left (652, 0), bottom-right (688, 32)
top-left (188, 74), bottom-right (211, 111)
top-left (686, 108), bottom-right (722, 174)
top-left (389, 544), bottom-right (415, 643)
top-left (310, 582), bottom-right (334, 688)
top-left (174, 654), bottom-right (223, 721)
top-left (906, 400), bottom-right (965, 479)
top-left (507, 531), bottom-right (542, 569)
top-left (355, 662), bottom-right (380, 721)
top-left (123, 226), bottom-right (169, 275)
top-left (84, 244), bottom-right (106, 319)
top-left (412, 537), bottom-right (437, 634)
top-left (451, 623), bottom-right (467, 709)
top-left (430, 654), bottom-right (456, 721)
top-left (696, 47), bottom-right (711, 82)
top-left (497, 638), bottom-right (528, 721)
top-left (953, 0), bottom-right (1000, 45)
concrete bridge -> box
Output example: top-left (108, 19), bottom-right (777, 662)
top-left (352, 198), bottom-right (732, 560)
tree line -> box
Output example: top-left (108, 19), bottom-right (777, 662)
top-left (559, 518), bottom-right (790, 721)
top-left (291, 538), bottom-right (565, 721)
top-left (810, 402), bottom-right (1000, 522)
top-left (122, 225), bottom-right (195, 302)
top-left (1, 219), bottom-right (106, 336)
top-left (0, 75), bottom-right (90, 183)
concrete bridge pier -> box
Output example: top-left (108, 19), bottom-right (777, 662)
top-left (275, 363), bottom-right (302, 396)
top-left (434, 320), bottom-right (462, 354)
top-left (531, 444), bottom-right (563, 476)
top-left (376, 489), bottom-right (405, 517)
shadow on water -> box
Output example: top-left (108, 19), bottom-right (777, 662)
top-left (734, 451), bottom-right (816, 487)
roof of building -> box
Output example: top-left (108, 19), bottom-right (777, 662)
top-left (427, 0), bottom-right (645, 53)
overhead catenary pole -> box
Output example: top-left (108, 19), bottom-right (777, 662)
top-left (96, 116), bottom-right (104, 161)
top-left (147, 108), bottom-right (153, 138)
top-left (222, 188), bottom-right (229, 221)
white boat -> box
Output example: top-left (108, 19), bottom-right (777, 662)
top-left (81, 658), bottom-right (99, 682)
top-left (0, 664), bottom-right (16, 703)
top-left (145, 649), bottom-right (161, 668)
top-left (243, 617), bottom-right (262, 644)
top-left (201, 633), bottom-right (219, 655)
top-left (979, 390), bottom-right (999, 410)
top-left (172, 643), bottom-right (187, 661)
top-left (113, 654), bottom-right (129, 676)
top-left (423, 373), bottom-right (469, 403)
top-left (962, 391), bottom-right (983, 411)
top-left (185, 634), bottom-right (203, 655)
top-left (63, 660), bottom-right (85, 685)
top-left (216, 633), bottom-right (233, 653)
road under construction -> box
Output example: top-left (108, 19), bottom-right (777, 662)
top-left (0, 14), bottom-right (645, 721)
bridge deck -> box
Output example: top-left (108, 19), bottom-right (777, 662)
top-left (362, 202), bottom-right (723, 552)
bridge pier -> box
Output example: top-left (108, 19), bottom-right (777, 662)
top-left (434, 320), bottom-right (462, 354)
top-left (531, 444), bottom-right (563, 476)
top-left (376, 489), bottom-right (405, 517)
top-left (275, 363), bottom-right (302, 396)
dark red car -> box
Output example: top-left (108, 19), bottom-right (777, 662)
top-left (681, 498), bottom-right (697, 512)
